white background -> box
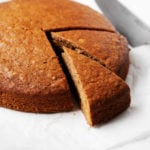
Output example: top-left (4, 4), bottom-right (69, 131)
top-left (0, 0), bottom-right (150, 150)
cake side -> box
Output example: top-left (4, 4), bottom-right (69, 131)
top-left (0, 90), bottom-right (74, 112)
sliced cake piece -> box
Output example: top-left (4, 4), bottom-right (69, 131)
top-left (62, 47), bottom-right (130, 126)
top-left (51, 30), bottom-right (129, 79)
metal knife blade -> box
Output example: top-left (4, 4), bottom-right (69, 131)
top-left (95, 0), bottom-right (150, 47)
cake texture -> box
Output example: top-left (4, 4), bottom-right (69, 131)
top-left (62, 47), bottom-right (130, 126)
top-left (0, 0), bottom-right (130, 125)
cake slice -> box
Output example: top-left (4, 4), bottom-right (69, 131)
top-left (62, 47), bottom-right (130, 126)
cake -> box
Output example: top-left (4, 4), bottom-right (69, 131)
top-left (0, 0), bottom-right (131, 125)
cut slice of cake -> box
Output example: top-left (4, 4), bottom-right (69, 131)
top-left (62, 47), bottom-right (130, 126)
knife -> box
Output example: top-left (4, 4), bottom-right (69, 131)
top-left (95, 0), bottom-right (150, 47)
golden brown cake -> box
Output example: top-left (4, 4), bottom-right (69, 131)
top-left (0, 0), bottom-right (131, 125)
top-left (62, 47), bottom-right (130, 126)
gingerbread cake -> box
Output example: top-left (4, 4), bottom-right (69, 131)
top-left (62, 47), bottom-right (130, 126)
top-left (0, 0), bottom-right (131, 125)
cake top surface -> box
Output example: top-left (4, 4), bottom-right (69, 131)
top-left (0, 0), bottom-right (115, 31)
top-left (0, 27), bottom-right (69, 95)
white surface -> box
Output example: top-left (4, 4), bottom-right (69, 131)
top-left (119, 0), bottom-right (150, 27)
top-left (0, 0), bottom-right (150, 150)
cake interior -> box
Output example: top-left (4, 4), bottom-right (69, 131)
top-left (62, 51), bottom-right (92, 125)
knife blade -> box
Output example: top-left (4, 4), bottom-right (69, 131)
top-left (95, 0), bottom-right (150, 47)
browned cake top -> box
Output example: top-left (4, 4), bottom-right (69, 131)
top-left (0, 0), bottom-right (115, 31)
top-left (0, 27), bottom-right (69, 95)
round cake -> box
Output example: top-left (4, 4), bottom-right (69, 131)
top-left (0, 0), bottom-right (130, 126)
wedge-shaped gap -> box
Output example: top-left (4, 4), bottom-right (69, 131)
top-left (45, 31), bottom-right (80, 105)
